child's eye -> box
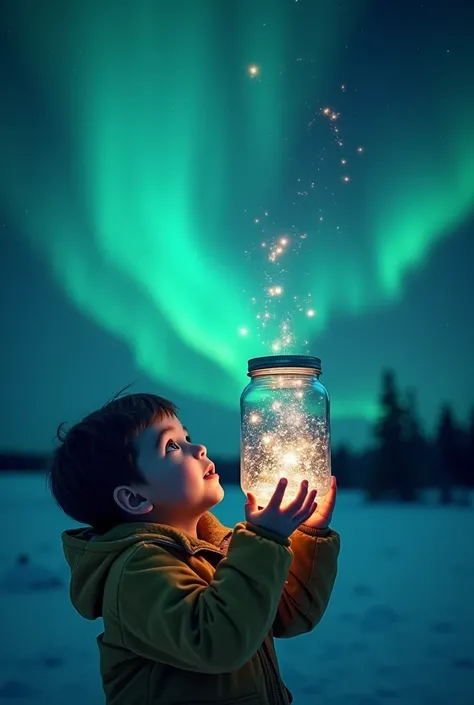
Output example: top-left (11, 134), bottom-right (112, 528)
top-left (165, 439), bottom-right (180, 453)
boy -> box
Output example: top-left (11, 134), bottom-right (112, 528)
top-left (50, 392), bottom-right (340, 705)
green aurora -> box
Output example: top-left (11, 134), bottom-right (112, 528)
top-left (1, 1), bottom-right (473, 423)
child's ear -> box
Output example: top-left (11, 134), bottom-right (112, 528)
top-left (113, 486), bottom-right (153, 515)
top-left (130, 492), bottom-right (148, 507)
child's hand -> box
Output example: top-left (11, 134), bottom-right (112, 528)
top-left (300, 475), bottom-right (337, 529)
top-left (245, 479), bottom-right (317, 539)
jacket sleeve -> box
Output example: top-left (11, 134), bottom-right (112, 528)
top-left (114, 522), bottom-right (293, 674)
top-left (271, 525), bottom-right (340, 639)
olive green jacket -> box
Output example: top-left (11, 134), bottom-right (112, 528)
top-left (62, 511), bottom-right (340, 705)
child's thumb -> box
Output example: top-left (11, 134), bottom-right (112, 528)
top-left (244, 492), bottom-right (257, 511)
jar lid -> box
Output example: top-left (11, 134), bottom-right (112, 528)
top-left (247, 354), bottom-right (322, 374)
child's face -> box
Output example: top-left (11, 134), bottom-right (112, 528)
top-left (120, 415), bottom-right (224, 523)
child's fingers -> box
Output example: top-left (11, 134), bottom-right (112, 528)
top-left (285, 480), bottom-right (309, 514)
top-left (293, 489), bottom-right (317, 521)
top-left (324, 481), bottom-right (337, 509)
top-left (267, 478), bottom-right (288, 509)
top-left (245, 492), bottom-right (257, 508)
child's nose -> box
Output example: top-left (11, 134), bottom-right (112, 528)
top-left (194, 443), bottom-right (207, 459)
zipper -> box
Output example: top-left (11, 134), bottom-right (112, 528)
top-left (260, 641), bottom-right (287, 705)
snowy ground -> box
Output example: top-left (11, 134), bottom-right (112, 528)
top-left (0, 473), bottom-right (473, 705)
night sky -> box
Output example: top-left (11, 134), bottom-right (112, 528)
top-left (1, 0), bottom-right (473, 458)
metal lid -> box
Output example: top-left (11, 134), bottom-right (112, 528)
top-left (247, 354), bottom-right (322, 374)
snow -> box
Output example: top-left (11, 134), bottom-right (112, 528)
top-left (0, 473), bottom-right (473, 705)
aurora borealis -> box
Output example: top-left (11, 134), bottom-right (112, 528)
top-left (1, 0), bottom-right (473, 455)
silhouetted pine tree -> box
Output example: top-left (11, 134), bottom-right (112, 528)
top-left (332, 443), bottom-right (353, 488)
top-left (401, 388), bottom-right (425, 497)
top-left (435, 404), bottom-right (460, 505)
top-left (366, 370), bottom-right (406, 501)
top-left (457, 407), bottom-right (474, 504)
top-left (468, 407), bottom-right (474, 489)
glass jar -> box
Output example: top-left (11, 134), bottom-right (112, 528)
top-left (240, 354), bottom-right (331, 509)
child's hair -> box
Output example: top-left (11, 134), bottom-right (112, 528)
top-left (48, 389), bottom-right (177, 530)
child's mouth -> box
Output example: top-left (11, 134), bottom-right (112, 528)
top-left (203, 464), bottom-right (218, 479)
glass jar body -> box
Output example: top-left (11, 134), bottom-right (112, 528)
top-left (240, 367), bottom-right (331, 509)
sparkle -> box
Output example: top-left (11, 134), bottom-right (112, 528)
top-left (241, 381), bottom-right (331, 507)
top-left (248, 65), bottom-right (259, 78)
top-left (245, 88), bottom-right (364, 353)
top-left (268, 285), bottom-right (283, 296)
top-left (282, 451), bottom-right (298, 466)
top-left (239, 327), bottom-right (249, 335)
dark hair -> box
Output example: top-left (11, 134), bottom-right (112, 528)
top-left (48, 389), bottom-right (177, 530)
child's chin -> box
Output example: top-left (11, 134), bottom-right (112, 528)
top-left (207, 485), bottom-right (225, 506)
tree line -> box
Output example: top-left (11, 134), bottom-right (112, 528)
top-left (332, 369), bottom-right (473, 504)
top-left (1, 369), bottom-right (472, 507)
